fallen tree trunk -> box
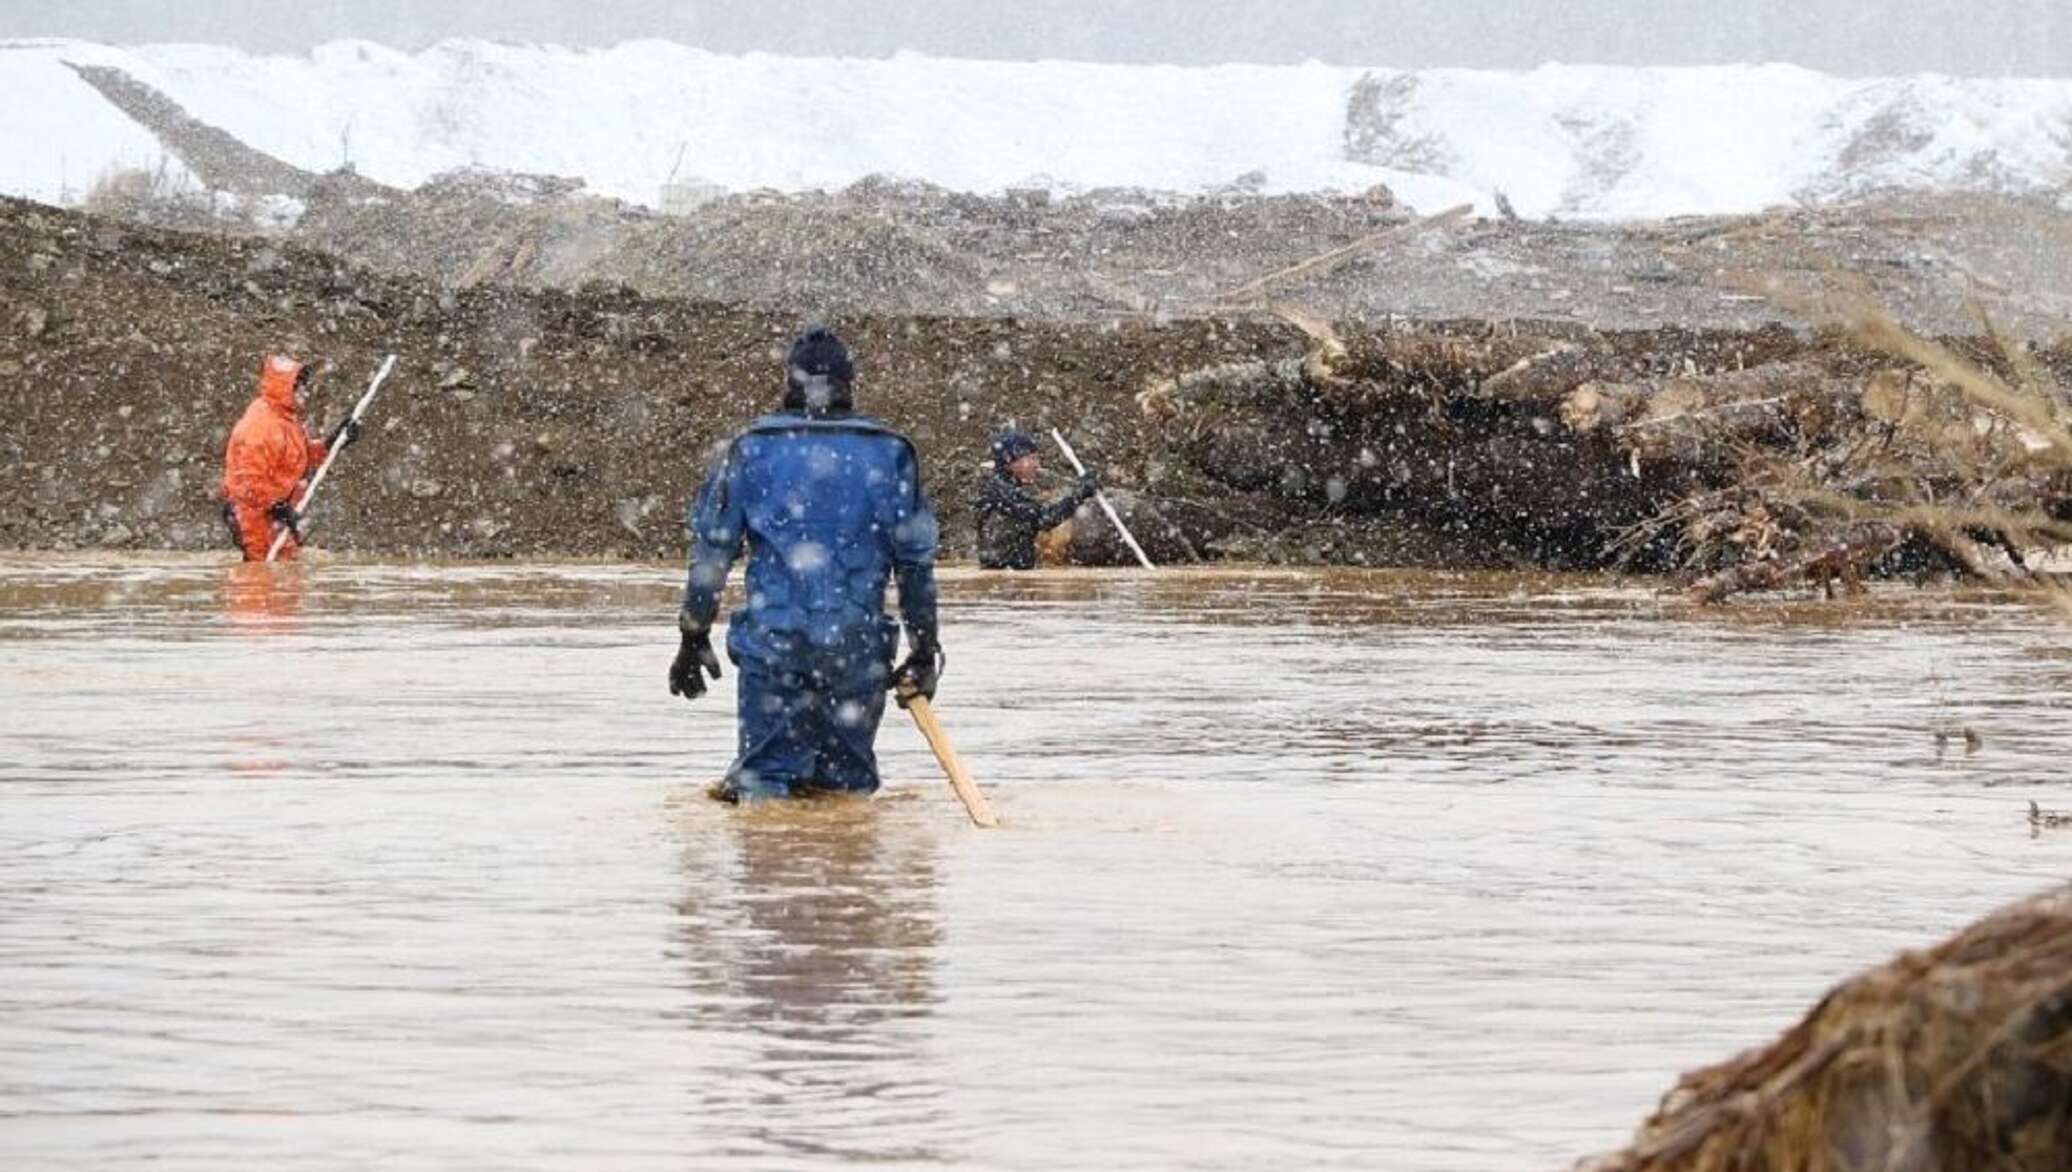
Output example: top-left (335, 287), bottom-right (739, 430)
top-left (1685, 521), bottom-right (1906, 603)
top-left (1206, 203), bottom-right (1470, 305)
top-left (1478, 342), bottom-right (1635, 401)
top-left (1562, 361), bottom-right (1853, 456)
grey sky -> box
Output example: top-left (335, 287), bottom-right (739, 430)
top-left (0, 0), bottom-right (2066, 76)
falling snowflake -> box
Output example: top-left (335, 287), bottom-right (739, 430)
top-left (788, 541), bottom-right (829, 573)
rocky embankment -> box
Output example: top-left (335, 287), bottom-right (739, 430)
top-left (0, 195), bottom-right (1272, 561)
top-left (5, 195), bottom-right (2071, 593)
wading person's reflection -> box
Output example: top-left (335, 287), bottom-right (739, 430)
top-left (677, 805), bottom-right (946, 1161)
top-left (220, 563), bottom-right (307, 774)
top-left (222, 561), bottom-right (305, 627)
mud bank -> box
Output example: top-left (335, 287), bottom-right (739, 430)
top-left (4, 196), bottom-right (2069, 582)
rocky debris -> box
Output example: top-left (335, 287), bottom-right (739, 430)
top-left (65, 64), bottom-right (2072, 336)
top-left (128, 160), bottom-right (2072, 337)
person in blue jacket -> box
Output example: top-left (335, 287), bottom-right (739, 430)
top-left (668, 326), bottom-right (942, 803)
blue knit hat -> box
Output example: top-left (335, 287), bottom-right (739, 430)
top-left (783, 326), bottom-right (854, 414)
top-left (991, 429), bottom-right (1038, 468)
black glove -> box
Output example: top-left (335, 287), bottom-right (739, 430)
top-left (891, 632), bottom-right (944, 707)
top-left (1073, 471), bottom-right (1101, 501)
top-left (268, 500), bottom-right (302, 537)
top-left (668, 613), bottom-right (724, 702)
top-left (326, 417), bottom-right (362, 449)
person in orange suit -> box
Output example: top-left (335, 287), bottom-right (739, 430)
top-left (220, 355), bottom-right (358, 561)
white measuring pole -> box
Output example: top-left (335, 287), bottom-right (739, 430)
top-left (266, 354), bottom-right (397, 562)
top-left (1050, 427), bottom-right (1154, 570)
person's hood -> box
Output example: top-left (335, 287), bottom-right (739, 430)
top-left (257, 355), bottom-right (304, 413)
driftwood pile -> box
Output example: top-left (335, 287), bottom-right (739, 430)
top-left (1133, 308), bottom-right (2072, 598)
top-left (1580, 883), bottom-right (2072, 1172)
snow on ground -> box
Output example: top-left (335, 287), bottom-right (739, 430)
top-left (0, 40), bottom-right (200, 204)
top-left (0, 38), bottom-right (2067, 220)
top-left (1351, 64), bottom-right (2072, 218)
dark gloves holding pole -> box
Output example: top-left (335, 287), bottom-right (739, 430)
top-left (668, 610), bottom-right (724, 701)
top-left (326, 417), bottom-right (362, 450)
top-left (891, 630), bottom-right (944, 708)
top-left (268, 500), bottom-right (302, 538)
top-left (1050, 428), bottom-right (1155, 570)
top-left (1072, 470), bottom-right (1101, 501)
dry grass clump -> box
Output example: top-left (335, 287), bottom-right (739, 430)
top-left (80, 163), bottom-right (260, 234)
top-left (1580, 883), bottom-right (2072, 1172)
top-left (81, 164), bottom-right (185, 219)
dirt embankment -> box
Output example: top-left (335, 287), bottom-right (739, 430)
top-left (0, 196), bottom-right (1281, 561)
top-left (6, 195), bottom-right (2070, 587)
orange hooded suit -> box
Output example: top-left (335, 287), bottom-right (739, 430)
top-left (222, 356), bottom-right (329, 561)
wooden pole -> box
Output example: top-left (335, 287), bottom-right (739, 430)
top-left (1208, 203), bottom-right (1471, 306)
top-left (1050, 428), bottom-right (1155, 570)
top-left (900, 690), bottom-right (999, 828)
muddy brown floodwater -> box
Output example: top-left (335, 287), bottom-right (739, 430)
top-left (2, 555), bottom-right (2069, 1171)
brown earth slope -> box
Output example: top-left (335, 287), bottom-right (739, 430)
top-left (0, 196), bottom-right (1284, 561)
top-left (6, 195), bottom-right (2068, 585)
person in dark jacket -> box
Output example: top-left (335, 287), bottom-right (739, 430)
top-left (669, 326), bottom-right (941, 803)
top-left (974, 430), bottom-right (1098, 570)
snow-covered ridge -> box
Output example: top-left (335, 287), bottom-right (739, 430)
top-left (1344, 66), bottom-right (2072, 218)
top-left (1, 38), bottom-right (2068, 221)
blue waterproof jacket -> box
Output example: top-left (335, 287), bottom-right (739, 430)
top-left (681, 412), bottom-right (939, 667)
